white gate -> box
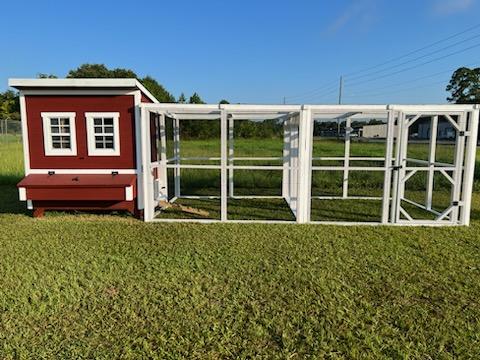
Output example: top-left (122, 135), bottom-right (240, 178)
top-left (391, 109), bottom-right (478, 225)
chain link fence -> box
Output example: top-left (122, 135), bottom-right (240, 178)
top-left (0, 119), bottom-right (22, 142)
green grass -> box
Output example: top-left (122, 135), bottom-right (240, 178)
top-left (2, 137), bottom-right (480, 357)
top-left (0, 136), bottom-right (23, 185)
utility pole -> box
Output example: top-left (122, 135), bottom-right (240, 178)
top-left (338, 75), bottom-right (343, 105)
top-left (283, 96), bottom-right (286, 105)
top-left (337, 76), bottom-right (343, 139)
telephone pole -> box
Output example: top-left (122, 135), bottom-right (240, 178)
top-left (283, 96), bottom-right (286, 104)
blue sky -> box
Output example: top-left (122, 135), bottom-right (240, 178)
top-left (1, 0), bottom-right (479, 104)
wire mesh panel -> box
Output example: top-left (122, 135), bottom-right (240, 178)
top-left (0, 119), bottom-right (22, 142)
top-left (140, 104), bottom-right (479, 225)
top-left (309, 108), bottom-right (392, 224)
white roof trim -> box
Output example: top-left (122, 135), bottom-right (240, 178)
top-left (134, 81), bottom-right (159, 104)
top-left (8, 78), bottom-right (159, 103)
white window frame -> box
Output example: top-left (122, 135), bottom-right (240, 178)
top-left (41, 112), bottom-right (77, 156)
top-left (85, 112), bottom-right (121, 156)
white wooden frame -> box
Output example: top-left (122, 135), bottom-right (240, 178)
top-left (41, 112), bottom-right (77, 156)
top-left (85, 112), bottom-right (120, 156)
top-left (138, 103), bottom-right (479, 226)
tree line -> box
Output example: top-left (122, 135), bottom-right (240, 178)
top-left (1, 64), bottom-right (479, 138)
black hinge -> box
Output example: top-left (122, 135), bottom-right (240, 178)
top-left (459, 131), bottom-right (465, 136)
top-left (392, 165), bottom-right (402, 170)
top-left (48, 171), bottom-right (55, 176)
top-left (111, 171), bottom-right (119, 176)
top-left (452, 201), bottom-right (459, 206)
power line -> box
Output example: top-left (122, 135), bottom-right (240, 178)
top-left (345, 61), bottom-right (479, 97)
top-left (345, 41), bottom-right (480, 88)
top-left (343, 79), bottom-right (447, 99)
top-left (289, 86), bottom-right (339, 103)
top-left (284, 79), bottom-right (338, 102)
top-left (345, 32), bottom-right (480, 82)
top-left (344, 22), bottom-right (480, 77)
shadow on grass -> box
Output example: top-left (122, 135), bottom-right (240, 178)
top-left (0, 184), bottom-right (27, 215)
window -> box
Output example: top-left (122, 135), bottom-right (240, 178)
top-left (86, 112), bottom-right (120, 156)
top-left (41, 112), bottom-right (77, 156)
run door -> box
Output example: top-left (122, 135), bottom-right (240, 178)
top-left (391, 110), bottom-right (471, 225)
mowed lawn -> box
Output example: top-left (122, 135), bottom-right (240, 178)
top-left (1, 137), bottom-right (480, 358)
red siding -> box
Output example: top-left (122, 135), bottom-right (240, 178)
top-left (25, 95), bottom-right (136, 169)
top-left (141, 92), bottom-right (154, 103)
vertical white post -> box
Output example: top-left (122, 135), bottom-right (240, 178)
top-left (450, 112), bottom-right (467, 223)
top-left (289, 115), bottom-right (299, 215)
top-left (221, 109), bottom-right (228, 221)
top-left (282, 117), bottom-right (291, 200)
top-left (297, 107), bottom-right (313, 223)
top-left (342, 117), bottom-right (351, 198)
top-left (141, 107), bottom-right (154, 221)
top-left (390, 111), bottom-right (405, 223)
top-left (395, 113), bottom-right (410, 222)
top-left (425, 115), bottom-right (438, 210)
top-left (460, 107), bottom-right (479, 225)
top-left (19, 94), bottom-right (31, 175)
top-left (228, 116), bottom-right (234, 198)
top-left (134, 92), bottom-right (144, 211)
top-left (381, 110), bottom-right (395, 224)
top-left (159, 113), bottom-right (168, 201)
top-left (173, 117), bottom-right (181, 198)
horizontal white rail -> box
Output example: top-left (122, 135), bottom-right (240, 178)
top-left (406, 158), bottom-right (454, 167)
top-left (312, 166), bottom-right (386, 171)
top-left (312, 157), bottom-right (385, 161)
top-left (401, 197), bottom-right (443, 217)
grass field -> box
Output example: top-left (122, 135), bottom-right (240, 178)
top-left (2, 136), bottom-right (480, 358)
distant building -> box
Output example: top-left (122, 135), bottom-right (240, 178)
top-left (417, 120), bottom-right (455, 140)
top-left (360, 123), bottom-right (389, 138)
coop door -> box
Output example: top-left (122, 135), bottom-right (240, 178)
top-left (392, 111), bottom-right (466, 224)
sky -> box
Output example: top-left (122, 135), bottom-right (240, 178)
top-left (1, 0), bottom-right (480, 104)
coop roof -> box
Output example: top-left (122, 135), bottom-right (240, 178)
top-left (8, 78), bottom-right (159, 103)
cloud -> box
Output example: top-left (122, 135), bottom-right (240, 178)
top-left (433, 0), bottom-right (474, 15)
top-left (324, 0), bottom-right (378, 35)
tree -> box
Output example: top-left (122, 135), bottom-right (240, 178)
top-left (37, 73), bottom-right (58, 79)
top-left (110, 68), bottom-right (138, 78)
top-left (66, 63), bottom-right (175, 102)
top-left (140, 76), bottom-right (175, 103)
top-left (67, 64), bottom-right (112, 78)
top-left (0, 90), bottom-right (20, 120)
top-left (178, 93), bottom-right (187, 104)
top-left (446, 67), bottom-right (480, 104)
top-left (189, 92), bottom-right (205, 104)
top-left (219, 99), bottom-right (230, 104)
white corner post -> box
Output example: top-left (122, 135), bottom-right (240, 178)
top-left (342, 116), bottom-right (352, 198)
top-left (221, 109), bottom-right (228, 221)
top-left (173, 117), bottom-right (181, 198)
top-left (228, 116), bottom-right (234, 198)
top-left (19, 93), bottom-right (31, 176)
top-left (296, 107), bottom-right (313, 223)
top-left (425, 115), bottom-right (438, 210)
top-left (381, 109), bottom-right (395, 224)
top-left (450, 112), bottom-right (467, 223)
top-left (134, 92), bottom-right (144, 212)
top-left (140, 107), bottom-right (154, 221)
top-left (460, 107), bottom-right (480, 225)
